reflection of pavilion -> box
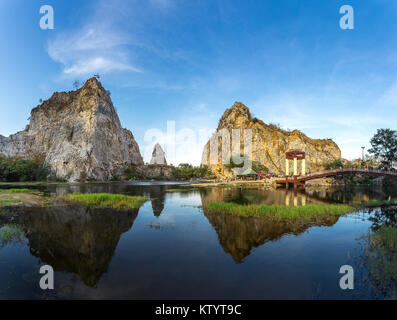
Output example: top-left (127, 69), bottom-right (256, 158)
top-left (5, 205), bottom-right (141, 287)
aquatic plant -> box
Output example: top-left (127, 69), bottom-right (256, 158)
top-left (204, 202), bottom-right (354, 222)
top-left (60, 193), bottom-right (148, 210)
top-left (0, 225), bottom-right (25, 246)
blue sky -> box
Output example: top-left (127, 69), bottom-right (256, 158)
top-left (1, 0), bottom-right (397, 165)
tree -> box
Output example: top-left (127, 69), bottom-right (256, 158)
top-left (368, 129), bottom-right (397, 170)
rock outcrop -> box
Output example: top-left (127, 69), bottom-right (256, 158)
top-left (0, 78), bottom-right (143, 181)
top-left (201, 102), bottom-right (341, 177)
top-left (150, 143), bottom-right (167, 165)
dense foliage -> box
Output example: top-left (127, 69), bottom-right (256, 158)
top-left (171, 164), bottom-right (213, 179)
top-left (324, 159), bottom-right (344, 170)
top-left (0, 156), bottom-right (50, 182)
top-left (225, 156), bottom-right (268, 173)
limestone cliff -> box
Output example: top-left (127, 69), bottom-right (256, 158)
top-left (150, 143), bottom-right (167, 165)
top-left (0, 78), bottom-right (143, 181)
top-left (201, 102), bottom-right (341, 177)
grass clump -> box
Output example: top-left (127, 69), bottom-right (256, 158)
top-left (61, 193), bottom-right (148, 210)
top-left (204, 202), bottom-right (354, 222)
top-left (0, 225), bottom-right (25, 246)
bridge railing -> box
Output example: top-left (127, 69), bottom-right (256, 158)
top-left (301, 167), bottom-right (397, 178)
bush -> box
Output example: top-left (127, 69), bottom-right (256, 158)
top-left (124, 164), bottom-right (138, 180)
top-left (0, 156), bottom-right (51, 182)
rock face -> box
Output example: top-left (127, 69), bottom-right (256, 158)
top-left (201, 102), bottom-right (341, 177)
top-left (0, 78), bottom-right (143, 181)
top-left (150, 143), bottom-right (167, 165)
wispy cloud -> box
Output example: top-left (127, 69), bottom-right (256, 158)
top-left (48, 25), bottom-right (140, 77)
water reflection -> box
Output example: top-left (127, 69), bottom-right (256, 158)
top-left (200, 188), bottom-right (339, 263)
top-left (356, 206), bottom-right (397, 299)
top-left (305, 186), bottom-right (397, 204)
top-left (0, 205), bottom-right (140, 287)
top-left (1, 183), bottom-right (396, 299)
top-left (47, 183), bottom-right (169, 217)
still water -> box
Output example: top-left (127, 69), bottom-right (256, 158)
top-left (0, 183), bottom-right (396, 299)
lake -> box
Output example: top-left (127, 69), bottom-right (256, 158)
top-left (0, 182), bottom-right (396, 299)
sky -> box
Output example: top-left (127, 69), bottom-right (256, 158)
top-left (1, 0), bottom-right (397, 165)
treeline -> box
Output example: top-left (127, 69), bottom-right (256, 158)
top-left (171, 164), bottom-right (213, 179)
top-left (0, 156), bottom-right (50, 182)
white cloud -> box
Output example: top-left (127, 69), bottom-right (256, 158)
top-left (63, 57), bottom-right (140, 76)
top-left (48, 26), bottom-right (140, 77)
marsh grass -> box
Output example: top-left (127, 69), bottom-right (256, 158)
top-left (359, 225), bottom-right (397, 299)
top-left (0, 225), bottom-right (25, 246)
top-left (204, 202), bottom-right (354, 222)
top-left (1, 188), bottom-right (37, 193)
top-left (60, 193), bottom-right (148, 210)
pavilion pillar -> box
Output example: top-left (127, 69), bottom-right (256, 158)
top-left (285, 159), bottom-right (289, 175)
top-left (301, 159), bottom-right (306, 176)
top-left (293, 157), bottom-right (298, 176)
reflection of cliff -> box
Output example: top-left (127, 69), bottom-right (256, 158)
top-left (9, 205), bottom-right (140, 287)
top-left (148, 186), bottom-right (166, 217)
top-left (200, 189), bottom-right (339, 263)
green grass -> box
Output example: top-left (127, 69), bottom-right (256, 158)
top-left (0, 225), bottom-right (25, 245)
top-left (204, 202), bottom-right (354, 222)
top-left (0, 198), bottom-right (22, 206)
top-left (60, 193), bottom-right (148, 210)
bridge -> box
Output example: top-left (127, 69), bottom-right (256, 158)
top-left (275, 168), bottom-right (397, 189)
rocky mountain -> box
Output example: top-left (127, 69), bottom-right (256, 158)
top-left (201, 102), bottom-right (341, 177)
top-left (0, 78), bottom-right (143, 181)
